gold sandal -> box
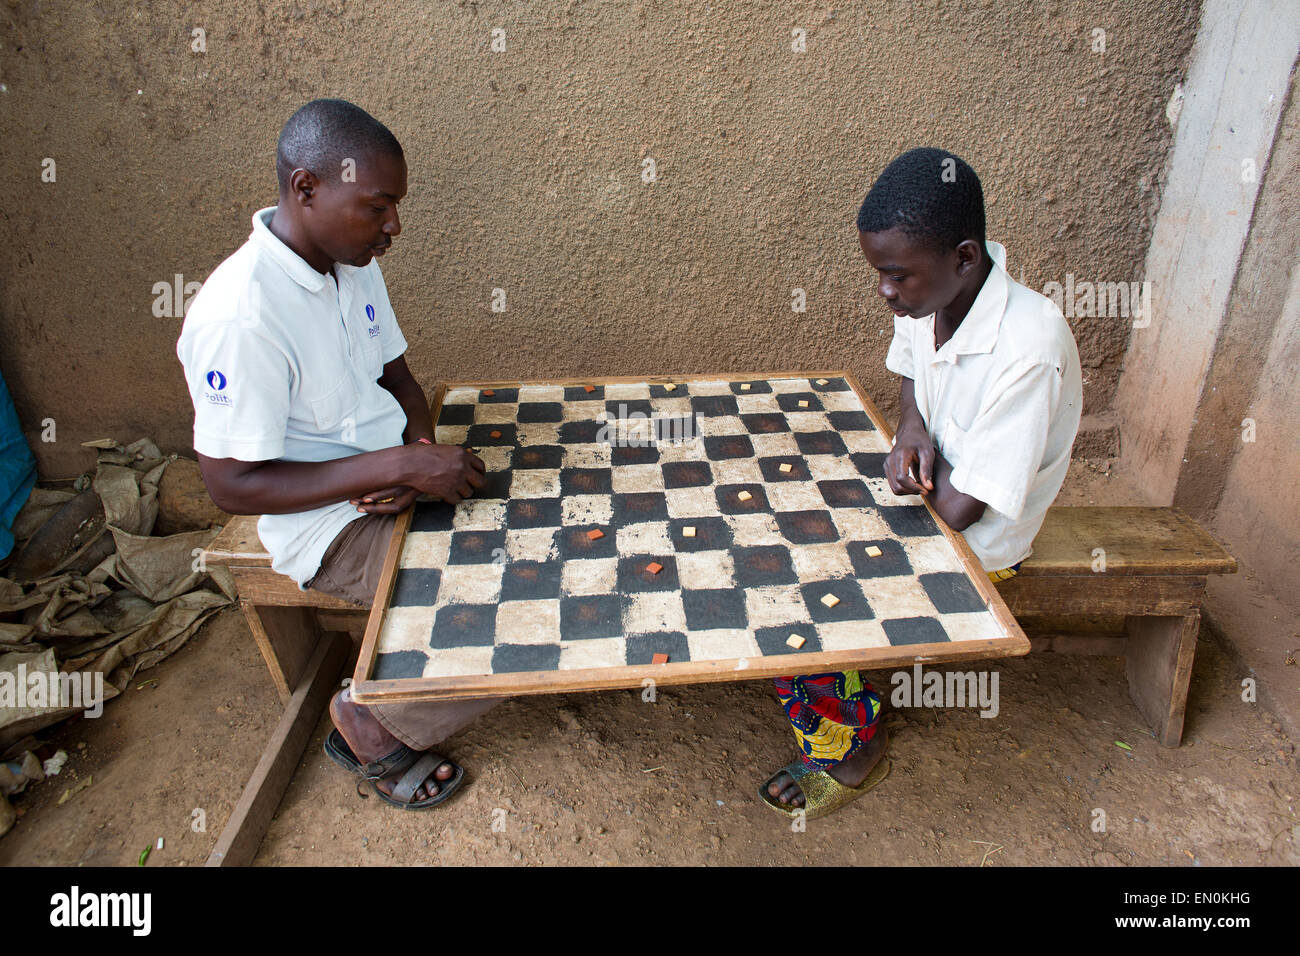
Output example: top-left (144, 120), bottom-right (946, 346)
top-left (758, 756), bottom-right (891, 820)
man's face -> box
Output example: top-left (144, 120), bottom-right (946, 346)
top-left (306, 150), bottom-right (408, 267)
top-left (858, 226), bottom-right (962, 319)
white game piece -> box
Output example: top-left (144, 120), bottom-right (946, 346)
top-left (797, 400), bottom-right (809, 408)
top-left (740, 383), bottom-right (751, 390)
top-left (682, 526), bottom-right (697, 537)
top-left (778, 463), bottom-right (793, 473)
top-left (865, 545), bottom-right (883, 557)
top-left (786, 634), bottom-right (806, 649)
top-left (820, 593), bottom-right (840, 608)
top-left (816, 378), bottom-right (829, 385)
top-left (737, 490), bottom-right (753, 502)
top-left (664, 383), bottom-right (676, 391)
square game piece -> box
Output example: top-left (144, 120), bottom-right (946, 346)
top-left (646, 561), bottom-right (663, 575)
top-left (483, 389), bottom-right (495, 397)
top-left (778, 463), bottom-right (793, 473)
top-left (786, 634), bottom-right (806, 649)
top-left (798, 400), bottom-right (810, 408)
top-left (586, 528), bottom-right (605, 541)
top-left (740, 383), bottom-right (751, 390)
top-left (865, 545), bottom-right (883, 557)
top-left (664, 383), bottom-right (676, 391)
top-left (820, 593), bottom-right (841, 608)
top-left (584, 384), bottom-right (596, 393)
top-left (490, 430), bottom-right (502, 438)
top-left (651, 652), bottom-right (669, 664)
top-left (816, 378), bottom-right (830, 385)
top-left (682, 526), bottom-right (697, 537)
top-left (737, 490), bottom-right (753, 502)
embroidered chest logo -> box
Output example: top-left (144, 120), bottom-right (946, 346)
top-left (365, 303), bottom-right (380, 339)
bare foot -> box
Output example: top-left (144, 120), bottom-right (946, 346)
top-left (764, 726), bottom-right (889, 809)
top-left (329, 688), bottom-right (455, 802)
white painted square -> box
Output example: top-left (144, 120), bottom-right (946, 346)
top-left (454, 498), bottom-right (506, 531)
top-left (516, 422), bottom-right (561, 446)
top-left (710, 457), bottom-right (763, 485)
top-left (476, 403), bottom-right (519, 424)
top-left (617, 520), bottom-right (672, 554)
top-left (860, 574), bottom-right (939, 618)
top-left (563, 494), bottom-right (613, 526)
top-left (749, 432), bottom-right (799, 457)
top-left (400, 530), bottom-right (452, 570)
top-left (510, 469), bottom-right (561, 498)
top-left (696, 415), bottom-right (745, 437)
top-left (674, 550), bottom-right (736, 589)
top-left (438, 563), bottom-right (504, 604)
top-left (605, 382), bottom-right (651, 401)
top-left (558, 637), bottom-right (626, 669)
top-left (435, 425), bottom-right (468, 445)
top-left (766, 481), bottom-right (826, 512)
top-left (845, 429), bottom-right (890, 454)
top-left (664, 485), bottom-right (718, 518)
top-left (495, 599), bottom-right (563, 644)
top-left (735, 393), bottom-right (780, 415)
top-left (476, 445), bottom-right (511, 472)
top-left (612, 463), bottom-right (665, 493)
top-left (829, 507), bottom-right (893, 540)
top-left (564, 443), bottom-right (612, 468)
top-left (687, 380), bottom-right (734, 396)
top-left (804, 455), bottom-right (861, 481)
top-left (625, 590), bottom-right (688, 633)
top-left (561, 557), bottom-right (618, 595)
top-left (790, 542), bottom-right (855, 580)
top-left (937, 611), bottom-right (1001, 643)
top-left (816, 619), bottom-right (890, 652)
top-left (421, 645), bottom-right (495, 678)
top-left (505, 527), bottom-right (560, 562)
top-left (377, 605), bottom-right (434, 653)
top-left (686, 628), bottom-right (761, 662)
top-left (726, 512), bottom-right (781, 547)
top-left (745, 584), bottom-right (812, 629)
top-left (518, 385), bottom-right (565, 403)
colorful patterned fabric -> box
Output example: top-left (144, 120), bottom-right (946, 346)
top-left (775, 564), bottom-right (1020, 768)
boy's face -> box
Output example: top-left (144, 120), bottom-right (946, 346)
top-left (858, 227), bottom-right (966, 319)
top-left (304, 149), bottom-right (407, 268)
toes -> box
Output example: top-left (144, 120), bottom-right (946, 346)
top-left (434, 761), bottom-right (455, 781)
top-left (780, 783), bottom-right (804, 806)
top-left (767, 772), bottom-right (790, 797)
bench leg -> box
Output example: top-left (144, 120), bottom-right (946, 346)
top-left (1125, 613), bottom-right (1199, 747)
top-left (205, 629), bottom-right (351, 867)
top-left (241, 602), bottom-right (322, 705)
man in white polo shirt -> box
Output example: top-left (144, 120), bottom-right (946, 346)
top-left (177, 100), bottom-right (499, 810)
top-left (761, 147), bottom-right (1081, 820)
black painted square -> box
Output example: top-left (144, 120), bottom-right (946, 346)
top-left (850, 452), bottom-right (890, 479)
top-left (500, 560), bottom-right (563, 601)
top-left (758, 456), bottom-right (809, 481)
top-left (492, 644), bottom-right (562, 673)
top-left (662, 460), bottom-right (713, 488)
top-left (612, 491), bottom-right (669, 525)
top-left (390, 568), bottom-right (442, 607)
top-left (560, 594), bottom-right (624, 640)
top-left (513, 445), bottom-right (563, 470)
top-left (467, 423), bottom-right (516, 446)
top-left (715, 483), bottom-right (771, 515)
top-left (430, 603), bottom-right (497, 648)
top-left (558, 419), bottom-right (605, 443)
top-left (447, 529), bottom-right (507, 564)
top-left (616, 555), bottom-right (680, 592)
top-left (690, 394), bottom-right (739, 417)
top-left (478, 388), bottom-right (517, 403)
top-left (882, 616), bottom-right (950, 645)
top-left (474, 467), bottom-right (512, 500)
top-left (374, 650), bottom-right (428, 680)
top-left (731, 545), bottom-right (798, 587)
top-left (818, 479), bottom-right (875, 509)
top-left (920, 572), bottom-right (986, 614)
top-left (518, 402), bottom-right (563, 423)
top-left (626, 631), bottom-right (691, 665)
top-left (809, 377), bottom-right (849, 392)
top-left (556, 526), bottom-right (618, 560)
top-left (879, 505), bottom-right (942, 537)
top-left (681, 588), bottom-right (748, 630)
top-left (506, 497), bottom-right (563, 528)
top-left (605, 398), bottom-right (654, 418)
top-left (847, 539), bottom-right (913, 578)
top-left (741, 413), bottom-right (790, 434)
top-left (795, 431), bottom-right (848, 456)
top-left (669, 516), bottom-right (733, 551)
top-left (777, 392), bottom-right (824, 413)
top-left (774, 510), bottom-right (840, 545)
top-left (436, 403), bottom-right (474, 426)
top-left (828, 410), bottom-right (874, 431)
top-left (649, 383), bottom-right (690, 398)
top-left (729, 380), bottom-right (773, 394)
top-left (410, 501), bottom-right (455, 533)
top-left (612, 443), bottom-right (661, 466)
top-left (802, 579), bottom-right (873, 623)
top-left (565, 385), bottom-right (604, 401)
top-left (754, 625), bottom-right (822, 657)
top-left (703, 435), bottom-right (755, 460)
top-left (560, 467), bottom-right (613, 496)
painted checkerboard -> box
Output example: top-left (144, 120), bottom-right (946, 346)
top-left (351, 373), bottom-right (1026, 702)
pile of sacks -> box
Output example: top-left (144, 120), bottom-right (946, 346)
top-left (0, 438), bottom-right (235, 835)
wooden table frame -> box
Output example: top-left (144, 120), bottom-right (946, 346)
top-left (349, 370), bottom-right (1029, 704)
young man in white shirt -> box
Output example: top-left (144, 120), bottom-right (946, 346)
top-left (761, 147), bottom-right (1082, 818)
top-left (178, 100), bottom-right (498, 809)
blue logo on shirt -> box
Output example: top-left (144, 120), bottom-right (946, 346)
top-left (206, 370), bottom-right (227, 390)
top-left (365, 303), bottom-right (380, 338)
top-left (365, 304), bottom-right (375, 322)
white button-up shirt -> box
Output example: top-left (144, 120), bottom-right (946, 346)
top-left (176, 207), bottom-right (410, 586)
top-left (885, 240), bottom-right (1082, 571)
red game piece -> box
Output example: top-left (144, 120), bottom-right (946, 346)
top-left (483, 389), bottom-right (495, 397)
top-left (490, 430), bottom-right (502, 438)
top-left (645, 561), bottom-right (663, 574)
top-left (651, 653), bottom-right (669, 665)
top-left (586, 529), bottom-right (604, 540)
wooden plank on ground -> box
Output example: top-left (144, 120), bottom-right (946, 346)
top-left (205, 629), bottom-right (350, 867)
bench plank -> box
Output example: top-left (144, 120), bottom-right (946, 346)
top-left (205, 515), bottom-right (273, 568)
top-left (1017, 507), bottom-right (1236, 576)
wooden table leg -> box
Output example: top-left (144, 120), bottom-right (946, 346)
top-left (205, 629), bottom-right (351, 867)
top-left (1125, 613), bottom-right (1200, 747)
top-left (242, 602), bottom-right (322, 704)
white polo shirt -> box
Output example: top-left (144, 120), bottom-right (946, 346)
top-left (176, 207), bottom-right (410, 587)
top-left (885, 240), bottom-right (1082, 571)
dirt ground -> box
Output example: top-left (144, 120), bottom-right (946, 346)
top-left (3, 461), bottom-right (1297, 866)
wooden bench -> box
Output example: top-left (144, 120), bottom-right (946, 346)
top-left (200, 504), bottom-right (1234, 864)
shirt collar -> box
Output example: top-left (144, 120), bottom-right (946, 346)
top-left (249, 206), bottom-right (329, 293)
top-left (931, 239), bottom-right (1009, 362)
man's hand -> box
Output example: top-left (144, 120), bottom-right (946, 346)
top-left (886, 421), bottom-right (935, 496)
top-left (401, 442), bottom-right (487, 504)
top-left (349, 485), bottom-right (421, 515)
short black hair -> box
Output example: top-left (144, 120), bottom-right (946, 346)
top-left (275, 98), bottom-right (403, 192)
top-left (856, 147), bottom-right (985, 253)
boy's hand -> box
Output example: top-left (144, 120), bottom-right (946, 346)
top-left (350, 485), bottom-right (421, 514)
top-left (886, 423), bottom-right (936, 496)
top-left (403, 442), bottom-right (487, 504)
